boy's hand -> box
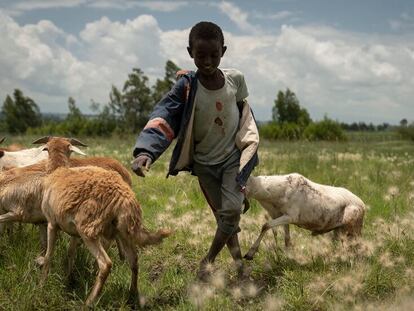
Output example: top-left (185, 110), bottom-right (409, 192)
top-left (131, 155), bottom-right (152, 177)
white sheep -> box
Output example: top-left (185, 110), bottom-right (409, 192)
top-left (0, 144), bottom-right (48, 170)
top-left (0, 137), bottom-right (24, 152)
top-left (244, 173), bottom-right (365, 260)
top-left (33, 137), bottom-right (170, 307)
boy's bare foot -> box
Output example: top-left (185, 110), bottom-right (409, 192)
top-left (235, 261), bottom-right (252, 281)
top-left (196, 260), bottom-right (214, 282)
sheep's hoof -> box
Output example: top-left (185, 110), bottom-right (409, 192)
top-left (243, 252), bottom-right (254, 261)
top-left (35, 256), bottom-right (45, 267)
top-left (126, 292), bottom-right (139, 310)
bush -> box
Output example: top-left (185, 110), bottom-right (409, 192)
top-left (259, 122), bottom-right (304, 140)
top-left (27, 117), bottom-right (117, 137)
top-left (303, 117), bottom-right (347, 141)
top-left (397, 125), bottom-right (414, 141)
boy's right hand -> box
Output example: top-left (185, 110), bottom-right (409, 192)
top-left (131, 155), bottom-right (152, 177)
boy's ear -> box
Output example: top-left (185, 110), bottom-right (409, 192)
top-left (222, 45), bottom-right (227, 56)
top-left (187, 47), bottom-right (193, 58)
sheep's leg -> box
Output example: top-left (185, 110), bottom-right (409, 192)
top-left (0, 211), bottom-right (20, 223)
top-left (0, 212), bottom-right (19, 235)
top-left (118, 237), bottom-right (139, 306)
top-left (115, 237), bottom-right (125, 261)
top-left (82, 237), bottom-right (112, 307)
top-left (343, 204), bottom-right (365, 237)
top-left (284, 224), bottom-right (292, 248)
top-left (37, 223), bottom-right (58, 284)
top-left (38, 223), bottom-right (47, 254)
top-left (66, 236), bottom-right (81, 277)
top-left (244, 215), bottom-right (292, 260)
top-left (264, 214), bottom-right (279, 248)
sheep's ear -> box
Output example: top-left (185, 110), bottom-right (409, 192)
top-left (32, 136), bottom-right (51, 144)
top-left (69, 145), bottom-right (86, 156)
top-left (69, 138), bottom-right (87, 147)
top-left (33, 145), bottom-right (47, 156)
top-left (0, 137), bottom-right (5, 145)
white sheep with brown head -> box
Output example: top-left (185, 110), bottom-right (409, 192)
top-left (244, 173), bottom-right (365, 260)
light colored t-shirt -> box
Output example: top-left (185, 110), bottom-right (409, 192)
top-left (193, 68), bottom-right (249, 165)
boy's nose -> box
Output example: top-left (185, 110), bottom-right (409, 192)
top-left (203, 57), bottom-right (212, 66)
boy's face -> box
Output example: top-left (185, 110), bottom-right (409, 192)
top-left (187, 39), bottom-right (227, 76)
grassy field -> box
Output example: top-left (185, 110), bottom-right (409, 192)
top-left (0, 134), bottom-right (413, 310)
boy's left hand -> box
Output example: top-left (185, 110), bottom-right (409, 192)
top-left (131, 155), bottom-right (152, 177)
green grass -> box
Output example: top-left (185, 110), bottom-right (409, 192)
top-left (0, 135), bottom-right (414, 310)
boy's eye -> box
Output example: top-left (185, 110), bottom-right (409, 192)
top-left (196, 53), bottom-right (219, 59)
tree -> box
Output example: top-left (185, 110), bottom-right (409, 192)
top-left (400, 118), bottom-right (408, 127)
top-left (1, 89), bottom-right (42, 133)
top-left (272, 89), bottom-right (311, 126)
top-left (67, 97), bottom-right (83, 122)
top-left (152, 60), bottom-right (181, 103)
top-left (109, 68), bottom-right (152, 133)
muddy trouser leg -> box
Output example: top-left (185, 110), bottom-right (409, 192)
top-left (194, 152), bottom-right (244, 266)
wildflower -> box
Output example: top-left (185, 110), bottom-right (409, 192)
top-left (188, 284), bottom-right (214, 308)
top-left (263, 295), bottom-right (284, 310)
top-left (231, 286), bottom-right (243, 300)
top-left (387, 186), bottom-right (399, 197)
top-left (379, 251), bottom-right (394, 268)
top-left (210, 271), bottom-right (225, 289)
top-left (246, 283), bottom-right (259, 297)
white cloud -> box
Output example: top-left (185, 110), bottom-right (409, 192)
top-left (389, 12), bottom-right (414, 31)
top-left (13, 0), bottom-right (88, 11)
top-left (88, 0), bottom-right (189, 12)
top-left (1, 11), bottom-right (414, 124)
top-left (216, 1), bottom-right (259, 34)
top-left (253, 10), bottom-right (295, 21)
top-left (7, 0), bottom-right (189, 13)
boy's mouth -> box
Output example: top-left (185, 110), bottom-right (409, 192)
top-left (202, 66), bottom-right (214, 73)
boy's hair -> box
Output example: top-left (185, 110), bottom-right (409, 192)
top-left (188, 21), bottom-right (224, 49)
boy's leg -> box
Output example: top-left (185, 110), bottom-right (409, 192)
top-left (193, 161), bottom-right (225, 279)
top-left (220, 154), bottom-right (246, 277)
top-left (200, 153), bottom-right (244, 267)
top-left (193, 152), bottom-right (244, 279)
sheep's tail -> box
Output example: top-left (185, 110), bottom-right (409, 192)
top-left (135, 226), bottom-right (172, 247)
top-left (117, 197), bottom-right (171, 247)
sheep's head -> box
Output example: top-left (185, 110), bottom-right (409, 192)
top-left (32, 136), bottom-right (87, 158)
top-left (0, 137), bottom-right (5, 158)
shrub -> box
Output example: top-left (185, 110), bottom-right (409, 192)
top-left (259, 122), bottom-right (304, 140)
top-left (397, 125), bottom-right (414, 141)
top-left (303, 117), bottom-right (347, 141)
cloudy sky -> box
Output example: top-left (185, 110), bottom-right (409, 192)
top-left (1, 0), bottom-right (414, 124)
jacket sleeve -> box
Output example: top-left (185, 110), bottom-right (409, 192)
top-left (133, 76), bottom-right (189, 161)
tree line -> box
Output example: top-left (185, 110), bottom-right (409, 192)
top-left (0, 60), bottom-right (180, 137)
top-left (1, 60), bottom-right (412, 141)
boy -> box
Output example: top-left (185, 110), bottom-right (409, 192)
top-left (131, 21), bottom-right (259, 280)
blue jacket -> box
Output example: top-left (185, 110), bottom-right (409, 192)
top-left (133, 70), bottom-right (259, 188)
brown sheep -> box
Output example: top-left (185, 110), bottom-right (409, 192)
top-left (34, 137), bottom-right (170, 307)
top-left (0, 149), bottom-right (132, 258)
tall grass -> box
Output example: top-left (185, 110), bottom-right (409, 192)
top-left (0, 135), bottom-right (413, 310)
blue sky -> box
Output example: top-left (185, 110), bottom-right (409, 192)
top-left (1, 0), bottom-right (414, 123)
